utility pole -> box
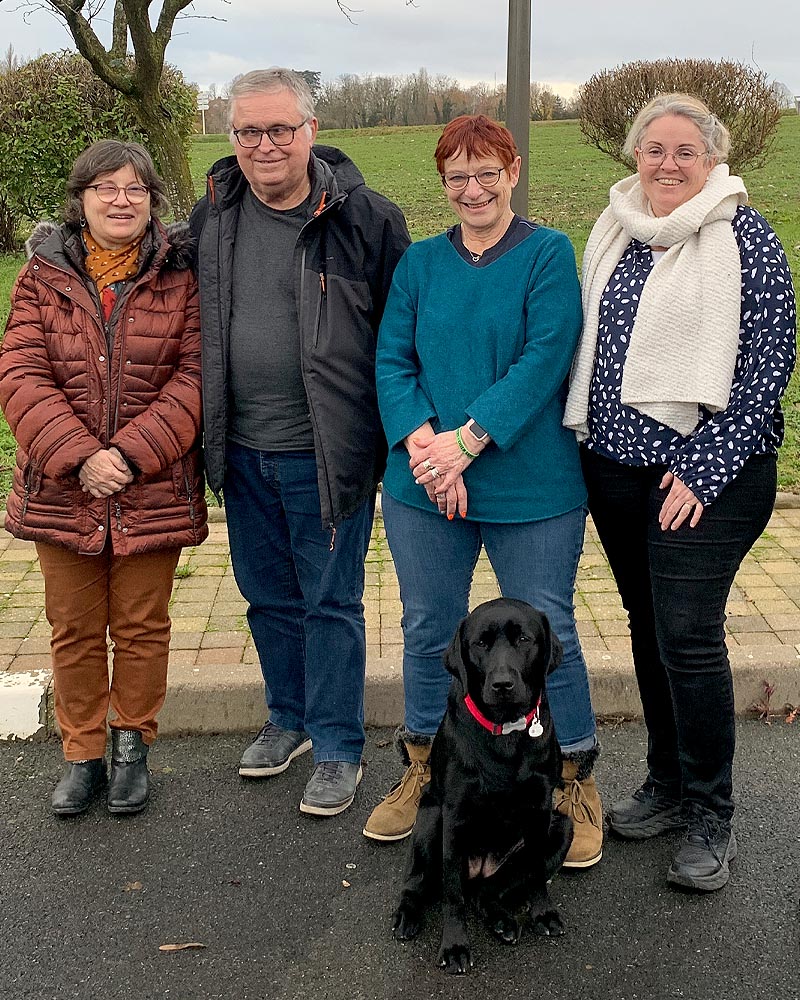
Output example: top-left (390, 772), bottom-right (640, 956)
top-left (506, 0), bottom-right (531, 217)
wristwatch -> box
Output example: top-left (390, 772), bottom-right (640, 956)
top-left (465, 419), bottom-right (489, 442)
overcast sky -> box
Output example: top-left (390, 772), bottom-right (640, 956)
top-left (2, 0), bottom-right (798, 98)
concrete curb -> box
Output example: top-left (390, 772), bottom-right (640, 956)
top-left (3, 631), bottom-right (799, 744)
top-left (153, 645), bottom-right (800, 735)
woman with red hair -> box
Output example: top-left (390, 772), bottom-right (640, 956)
top-left (367, 115), bottom-right (601, 867)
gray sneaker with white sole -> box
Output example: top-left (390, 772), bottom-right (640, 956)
top-left (239, 721), bottom-right (312, 777)
top-left (300, 760), bottom-right (363, 816)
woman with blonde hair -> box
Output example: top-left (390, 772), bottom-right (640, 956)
top-left (565, 93), bottom-right (796, 891)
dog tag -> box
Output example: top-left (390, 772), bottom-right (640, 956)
top-left (528, 711), bottom-right (543, 738)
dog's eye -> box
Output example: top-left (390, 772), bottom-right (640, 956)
top-left (518, 634), bottom-right (530, 643)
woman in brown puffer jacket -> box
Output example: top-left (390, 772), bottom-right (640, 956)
top-left (0, 140), bottom-right (208, 816)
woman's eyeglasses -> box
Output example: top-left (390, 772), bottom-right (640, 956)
top-left (441, 167), bottom-right (506, 191)
top-left (637, 147), bottom-right (707, 167)
top-left (84, 183), bottom-right (150, 204)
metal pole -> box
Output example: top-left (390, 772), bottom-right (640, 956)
top-left (506, 0), bottom-right (531, 217)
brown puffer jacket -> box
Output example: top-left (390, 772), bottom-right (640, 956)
top-left (0, 219), bottom-right (208, 555)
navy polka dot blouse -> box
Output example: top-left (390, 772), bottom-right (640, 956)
top-left (586, 205), bottom-right (797, 505)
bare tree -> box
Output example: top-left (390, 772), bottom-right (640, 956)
top-left (0, 43), bottom-right (23, 75)
top-left (771, 80), bottom-right (795, 110)
top-left (0, 0), bottom-right (200, 214)
top-left (0, 1), bottom-right (410, 214)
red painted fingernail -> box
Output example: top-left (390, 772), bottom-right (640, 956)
top-left (448, 513), bottom-right (454, 521)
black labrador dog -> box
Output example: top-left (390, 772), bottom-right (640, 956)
top-left (392, 598), bottom-right (572, 974)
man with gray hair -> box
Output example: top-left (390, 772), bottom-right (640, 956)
top-left (190, 68), bottom-right (410, 816)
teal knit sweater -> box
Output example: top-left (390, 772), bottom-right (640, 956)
top-left (376, 226), bottom-right (586, 522)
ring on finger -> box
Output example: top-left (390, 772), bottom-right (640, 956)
top-left (423, 459), bottom-right (433, 471)
top-left (430, 467), bottom-right (440, 480)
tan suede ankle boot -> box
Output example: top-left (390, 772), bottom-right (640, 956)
top-left (555, 758), bottom-right (603, 868)
top-left (362, 740), bottom-right (432, 842)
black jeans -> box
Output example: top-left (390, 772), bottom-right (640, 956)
top-left (581, 448), bottom-right (777, 820)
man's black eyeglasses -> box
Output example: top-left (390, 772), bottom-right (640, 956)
top-left (232, 121), bottom-right (308, 148)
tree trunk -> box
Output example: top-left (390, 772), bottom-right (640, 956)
top-left (135, 98), bottom-right (196, 219)
top-left (0, 194), bottom-right (22, 253)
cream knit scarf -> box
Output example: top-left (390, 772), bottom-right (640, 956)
top-left (563, 164), bottom-right (748, 438)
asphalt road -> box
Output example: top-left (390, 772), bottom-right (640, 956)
top-left (1, 721), bottom-right (798, 1000)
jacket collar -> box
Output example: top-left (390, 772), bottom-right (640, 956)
top-left (205, 145), bottom-right (365, 216)
top-left (25, 219), bottom-right (193, 275)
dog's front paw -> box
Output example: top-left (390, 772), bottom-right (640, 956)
top-left (490, 913), bottom-right (521, 945)
top-left (530, 906), bottom-right (565, 937)
top-left (437, 939), bottom-right (472, 975)
top-left (392, 902), bottom-right (421, 941)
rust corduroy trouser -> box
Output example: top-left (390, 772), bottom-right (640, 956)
top-left (36, 542), bottom-right (181, 761)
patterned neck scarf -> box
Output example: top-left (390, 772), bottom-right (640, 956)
top-left (84, 229), bottom-right (145, 292)
top-left (83, 228), bottom-right (145, 322)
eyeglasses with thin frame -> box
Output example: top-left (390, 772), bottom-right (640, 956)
top-left (637, 146), bottom-right (707, 167)
top-left (441, 167), bottom-right (506, 191)
top-left (84, 182), bottom-right (150, 204)
top-left (233, 121), bottom-right (308, 148)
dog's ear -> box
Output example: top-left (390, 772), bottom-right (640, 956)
top-left (443, 616), bottom-right (470, 694)
top-left (540, 614), bottom-right (563, 675)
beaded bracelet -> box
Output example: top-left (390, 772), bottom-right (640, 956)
top-left (455, 426), bottom-right (479, 460)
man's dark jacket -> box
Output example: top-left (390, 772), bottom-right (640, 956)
top-left (189, 145), bottom-right (410, 530)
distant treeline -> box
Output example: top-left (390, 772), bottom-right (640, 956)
top-left (194, 68), bottom-right (580, 133)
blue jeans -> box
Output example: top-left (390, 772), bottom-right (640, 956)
top-left (224, 442), bottom-right (373, 763)
top-left (581, 448), bottom-right (777, 819)
top-left (382, 492), bottom-right (596, 751)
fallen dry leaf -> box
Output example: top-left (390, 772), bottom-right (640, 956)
top-left (342, 880), bottom-right (351, 888)
top-left (123, 881), bottom-right (143, 892)
top-left (158, 943), bottom-right (206, 952)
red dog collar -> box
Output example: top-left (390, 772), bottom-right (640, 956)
top-left (464, 693), bottom-right (543, 737)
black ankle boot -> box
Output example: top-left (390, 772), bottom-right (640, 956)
top-left (52, 759), bottom-right (107, 816)
top-left (108, 730), bottom-right (150, 814)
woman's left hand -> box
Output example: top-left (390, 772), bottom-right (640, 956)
top-left (658, 472), bottom-right (704, 531)
top-left (409, 430), bottom-right (473, 493)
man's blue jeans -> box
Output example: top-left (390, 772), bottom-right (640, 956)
top-left (224, 442), bottom-right (373, 763)
top-left (382, 492), bottom-right (597, 751)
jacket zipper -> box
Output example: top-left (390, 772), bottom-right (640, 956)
top-left (20, 482), bottom-right (30, 523)
top-left (297, 242), bottom-right (337, 550)
top-left (313, 271), bottom-right (326, 348)
top-left (183, 464), bottom-right (196, 528)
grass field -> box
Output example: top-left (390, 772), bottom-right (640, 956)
top-left (1, 116), bottom-right (799, 500)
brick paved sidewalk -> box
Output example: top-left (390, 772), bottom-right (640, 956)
top-left (2, 504), bottom-right (800, 738)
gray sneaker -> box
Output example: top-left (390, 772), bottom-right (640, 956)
top-left (300, 760), bottom-right (363, 816)
top-left (239, 721), bottom-right (312, 777)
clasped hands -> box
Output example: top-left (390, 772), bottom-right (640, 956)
top-left (407, 426), bottom-right (478, 521)
top-left (79, 448), bottom-right (133, 498)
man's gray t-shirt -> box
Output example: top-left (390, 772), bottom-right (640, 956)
top-left (227, 187), bottom-right (314, 451)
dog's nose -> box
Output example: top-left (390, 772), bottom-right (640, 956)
top-left (491, 678), bottom-right (515, 692)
